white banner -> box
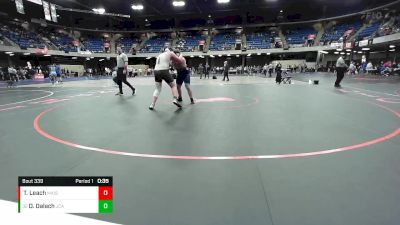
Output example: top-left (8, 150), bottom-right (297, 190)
top-left (15, 0), bottom-right (25, 14)
top-left (42, 1), bottom-right (51, 21)
top-left (50, 4), bottom-right (57, 22)
top-left (330, 42), bottom-right (341, 48)
top-left (331, 42), bottom-right (352, 49)
top-left (358, 40), bottom-right (369, 47)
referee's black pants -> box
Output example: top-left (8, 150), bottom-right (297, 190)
top-left (116, 68), bottom-right (135, 94)
top-left (335, 67), bottom-right (346, 86)
top-left (222, 71), bottom-right (229, 81)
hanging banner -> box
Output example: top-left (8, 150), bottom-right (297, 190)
top-left (330, 42), bottom-right (341, 48)
top-left (358, 40), bottom-right (369, 47)
top-left (50, 4), bottom-right (57, 22)
top-left (42, 1), bottom-right (51, 21)
top-left (344, 42), bottom-right (353, 49)
top-left (15, 0), bottom-right (25, 14)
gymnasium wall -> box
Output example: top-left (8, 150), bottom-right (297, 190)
top-left (321, 52), bottom-right (398, 66)
top-left (271, 60), bottom-right (307, 67)
top-left (60, 65), bottom-right (85, 76)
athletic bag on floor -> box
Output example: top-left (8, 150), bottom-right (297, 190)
top-left (213, 75), bottom-right (217, 79)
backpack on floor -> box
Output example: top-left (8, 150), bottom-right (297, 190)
top-left (213, 75), bottom-right (217, 79)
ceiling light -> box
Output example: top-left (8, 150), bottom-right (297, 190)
top-left (389, 45), bottom-right (395, 48)
top-left (131, 4), bottom-right (144, 10)
top-left (358, 51), bottom-right (362, 54)
top-left (389, 49), bottom-right (395, 52)
top-left (190, 55), bottom-right (194, 58)
top-left (93, 8), bottom-right (105, 14)
top-left (23, 52), bottom-right (30, 55)
top-left (27, 0), bottom-right (42, 5)
top-left (280, 10), bottom-right (283, 13)
top-left (44, 54), bottom-right (51, 57)
top-left (334, 52), bottom-right (339, 54)
top-left (319, 50), bottom-right (328, 54)
top-left (5, 51), bottom-right (13, 54)
top-left (217, 0), bottom-right (230, 3)
top-left (247, 54), bottom-right (251, 57)
top-left (227, 54), bottom-right (231, 56)
top-left (346, 53), bottom-right (350, 55)
top-left (9, 54), bottom-right (14, 56)
top-left (346, 49), bottom-right (351, 52)
top-left (218, 55), bottom-right (222, 57)
top-left (236, 55), bottom-right (240, 57)
top-left (172, 1), bottom-right (185, 7)
top-left (99, 58), bottom-right (104, 61)
top-left (336, 48), bottom-right (342, 51)
top-left (267, 52), bottom-right (271, 55)
top-left (72, 57), bottom-right (77, 59)
top-left (362, 47), bottom-right (370, 51)
top-left (340, 52), bottom-right (345, 55)
top-left (257, 53), bottom-right (261, 55)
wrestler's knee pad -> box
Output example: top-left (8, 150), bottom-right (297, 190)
top-left (153, 82), bottom-right (162, 97)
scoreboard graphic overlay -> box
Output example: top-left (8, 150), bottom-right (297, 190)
top-left (18, 177), bottom-right (113, 213)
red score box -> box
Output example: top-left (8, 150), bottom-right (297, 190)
top-left (99, 186), bottom-right (113, 200)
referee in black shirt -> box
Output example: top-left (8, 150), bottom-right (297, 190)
top-left (222, 60), bottom-right (229, 81)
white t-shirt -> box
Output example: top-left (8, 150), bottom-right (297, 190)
top-left (155, 52), bottom-right (172, 70)
top-left (154, 51), bottom-right (182, 71)
top-left (116, 53), bottom-right (128, 68)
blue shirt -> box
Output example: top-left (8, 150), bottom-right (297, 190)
top-left (55, 65), bottom-right (61, 75)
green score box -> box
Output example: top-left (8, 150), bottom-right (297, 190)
top-left (99, 200), bottom-right (113, 213)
